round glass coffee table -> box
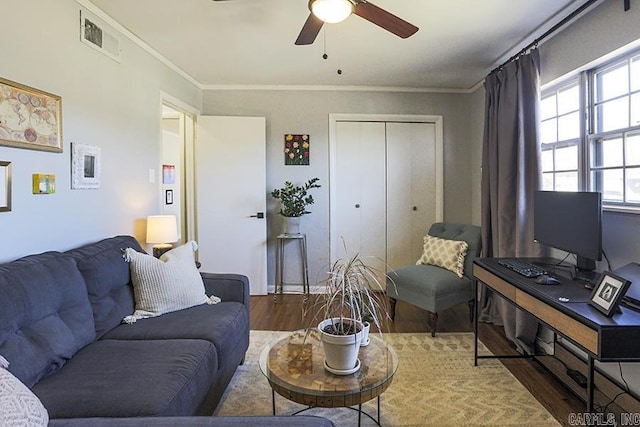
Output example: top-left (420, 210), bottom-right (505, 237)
top-left (259, 328), bottom-right (398, 426)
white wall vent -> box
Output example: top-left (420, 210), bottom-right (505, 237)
top-left (80, 10), bottom-right (121, 62)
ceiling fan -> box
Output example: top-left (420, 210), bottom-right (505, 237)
top-left (212, 0), bottom-right (419, 46)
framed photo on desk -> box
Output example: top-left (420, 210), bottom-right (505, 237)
top-left (589, 271), bottom-right (631, 317)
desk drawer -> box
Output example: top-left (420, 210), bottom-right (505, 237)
top-left (516, 290), bottom-right (599, 356)
top-left (474, 265), bottom-right (516, 302)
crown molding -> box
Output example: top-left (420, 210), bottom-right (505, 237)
top-left (200, 84), bottom-right (476, 94)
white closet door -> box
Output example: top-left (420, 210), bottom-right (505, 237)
top-left (334, 121), bottom-right (387, 269)
top-left (386, 122), bottom-right (438, 270)
top-left (196, 116), bottom-right (267, 295)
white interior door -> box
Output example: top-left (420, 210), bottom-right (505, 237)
top-left (386, 122), bottom-right (438, 269)
top-left (196, 116), bottom-right (267, 295)
top-left (334, 121), bottom-right (387, 269)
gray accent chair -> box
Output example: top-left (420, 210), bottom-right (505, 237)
top-left (386, 222), bottom-right (482, 336)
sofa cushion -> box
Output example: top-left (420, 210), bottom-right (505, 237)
top-left (427, 222), bottom-right (482, 280)
top-left (33, 339), bottom-right (218, 418)
top-left (0, 358), bottom-right (49, 426)
top-left (416, 234), bottom-right (468, 278)
top-left (0, 252), bottom-right (95, 387)
top-left (123, 241), bottom-right (219, 323)
top-left (102, 302), bottom-right (249, 370)
top-left (66, 236), bottom-right (142, 338)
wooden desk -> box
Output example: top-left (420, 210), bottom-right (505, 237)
top-left (473, 258), bottom-right (640, 412)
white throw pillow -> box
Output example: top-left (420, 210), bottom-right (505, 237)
top-left (416, 235), bottom-right (469, 278)
top-left (123, 241), bottom-right (220, 323)
top-left (0, 356), bottom-right (49, 427)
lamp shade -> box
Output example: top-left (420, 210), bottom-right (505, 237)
top-left (310, 0), bottom-right (353, 24)
top-left (146, 215), bottom-right (178, 244)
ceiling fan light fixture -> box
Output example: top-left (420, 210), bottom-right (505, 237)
top-left (309, 0), bottom-right (353, 24)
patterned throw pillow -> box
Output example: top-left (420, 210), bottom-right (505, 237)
top-left (416, 235), bottom-right (469, 278)
top-left (0, 356), bottom-right (49, 427)
top-left (122, 241), bottom-right (220, 323)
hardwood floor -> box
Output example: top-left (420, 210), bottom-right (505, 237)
top-left (250, 294), bottom-right (584, 426)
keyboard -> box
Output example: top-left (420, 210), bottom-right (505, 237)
top-left (498, 258), bottom-right (547, 278)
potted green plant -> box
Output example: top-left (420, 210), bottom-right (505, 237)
top-left (306, 252), bottom-right (392, 374)
top-left (271, 177), bottom-right (320, 234)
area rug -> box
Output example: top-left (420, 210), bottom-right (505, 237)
top-left (215, 331), bottom-right (560, 426)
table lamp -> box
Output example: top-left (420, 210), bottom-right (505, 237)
top-left (146, 215), bottom-right (178, 258)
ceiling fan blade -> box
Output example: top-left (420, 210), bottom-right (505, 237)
top-left (353, 1), bottom-right (418, 39)
top-left (295, 13), bottom-right (324, 45)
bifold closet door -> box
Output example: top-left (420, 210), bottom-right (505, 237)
top-left (334, 121), bottom-right (387, 271)
top-left (333, 120), bottom-right (439, 273)
top-left (386, 122), bottom-right (438, 270)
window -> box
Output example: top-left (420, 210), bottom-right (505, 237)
top-left (540, 50), bottom-right (640, 210)
top-left (540, 80), bottom-right (581, 191)
top-left (590, 54), bottom-right (640, 205)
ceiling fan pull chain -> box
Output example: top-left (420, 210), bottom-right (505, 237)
top-left (323, 29), bottom-right (328, 60)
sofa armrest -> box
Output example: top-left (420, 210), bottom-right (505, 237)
top-left (200, 272), bottom-right (250, 307)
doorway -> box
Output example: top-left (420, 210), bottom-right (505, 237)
top-left (160, 95), bottom-right (198, 244)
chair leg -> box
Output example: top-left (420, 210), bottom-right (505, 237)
top-left (468, 299), bottom-right (475, 324)
top-left (427, 311), bottom-right (438, 337)
top-left (389, 297), bottom-right (397, 321)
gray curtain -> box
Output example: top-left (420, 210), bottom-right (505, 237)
top-left (479, 49), bottom-right (546, 354)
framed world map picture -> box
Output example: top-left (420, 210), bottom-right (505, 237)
top-left (0, 77), bottom-right (62, 153)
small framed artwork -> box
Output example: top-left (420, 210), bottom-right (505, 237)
top-left (0, 76), bottom-right (62, 152)
top-left (32, 174), bottom-right (55, 194)
top-left (589, 271), bottom-right (631, 317)
top-left (163, 164), bottom-right (176, 184)
top-left (0, 161), bottom-right (11, 212)
top-left (71, 143), bottom-right (101, 189)
top-left (165, 189), bottom-right (173, 205)
top-left (284, 134), bottom-right (310, 166)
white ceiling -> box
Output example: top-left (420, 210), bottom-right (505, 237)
top-left (86, 0), bottom-right (584, 91)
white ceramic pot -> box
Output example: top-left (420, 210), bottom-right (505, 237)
top-left (318, 317), bottom-right (364, 373)
top-left (283, 216), bottom-right (301, 234)
top-left (360, 321), bottom-right (371, 347)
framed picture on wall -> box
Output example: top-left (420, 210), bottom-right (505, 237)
top-left (0, 76), bottom-right (62, 153)
top-left (284, 134), bottom-right (310, 165)
top-left (163, 164), bottom-right (176, 184)
top-left (71, 143), bottom-right (101, 189)
top-left (0, 161), bottom-right (11, 212)
top-left (589, 271), bottom-right (631, 317)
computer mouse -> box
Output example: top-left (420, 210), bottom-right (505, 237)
top-left (535, 275), bottom-right (560, 285)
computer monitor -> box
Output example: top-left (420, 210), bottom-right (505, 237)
top-left (533, 191), bottom-right (602, 273)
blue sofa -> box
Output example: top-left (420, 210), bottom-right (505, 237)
top-left (0, 235), bottom-right (333, 427)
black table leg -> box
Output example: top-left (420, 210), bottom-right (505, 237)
top-left (587, 355), bottom-right (595, 413)
top-left (474, 279), bottom-right (479, 366)
top-left (272, 389), bottom-right (276, 415)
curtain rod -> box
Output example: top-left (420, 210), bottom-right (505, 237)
top-left (490, 0), bottom-right (603, 75)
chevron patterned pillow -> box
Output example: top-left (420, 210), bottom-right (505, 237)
top-left (416, 235), bottom-right (469, 278)
top-left (122, 241), bottom-right (220, 323)
top-left (0, 356), bottom-right (49, 426)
